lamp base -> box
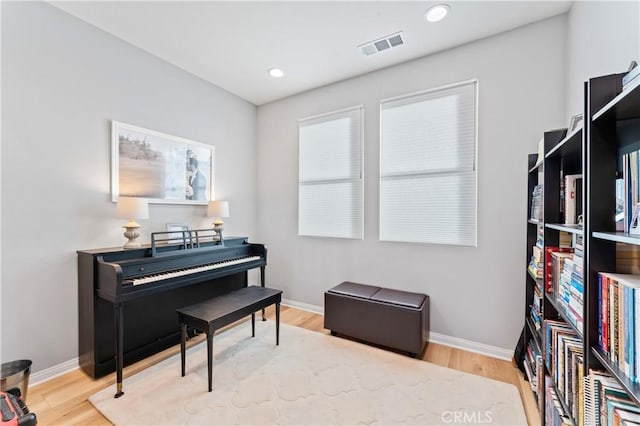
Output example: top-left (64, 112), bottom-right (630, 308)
top-left (213, 220), bottom-right (224, 242)
top-left (122, 222), bottom-right (141, 249)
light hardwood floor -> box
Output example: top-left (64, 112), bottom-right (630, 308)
top-left (27, 306), bottom-right (539, 425)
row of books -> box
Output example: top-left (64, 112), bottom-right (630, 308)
top-left (530, 283), bottom-right (543, 332)
top-left (531, 184), bottom-right (543, 221)
top-left (556, 245), bottom-right (584, 332)
top-left (545, 380), bottom-right (572, 426)
top-left (523, 338), bottom-right (544, 408)
top-left (529, 226), bottom-right (545, 279)
top-left (545, 319), bottom-right (584, 424)
top-left (622, 150), bottom-right (640, 234)
top-left (584, 370), bottom-right (639, 425)
top-left (597, 272), bottom-right (640, 383)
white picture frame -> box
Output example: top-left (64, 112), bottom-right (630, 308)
top-left (111, 121), bottom-right (215, 204)
top-left (568, 113), bottom-right (584, 133)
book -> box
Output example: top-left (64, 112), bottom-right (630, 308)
top-left (564, 174), bottom-right (583, 225)
top-left (598, 272), bottom-right (640, 383)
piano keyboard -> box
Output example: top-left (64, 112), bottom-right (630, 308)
top-left (130, 256), bottom-right (262, 286)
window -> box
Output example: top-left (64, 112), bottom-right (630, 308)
top-left (379, 80), bottom-right (477, 246)
top-left (298, 106), bottom-right (363, 239)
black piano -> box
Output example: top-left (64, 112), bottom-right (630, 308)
top-left (77, 235), bottom-right (266, 396)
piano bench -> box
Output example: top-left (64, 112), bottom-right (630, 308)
top-left (324, 282), bottom-right (429, 358)
top-left (176, 286), bottom-right (282, 392)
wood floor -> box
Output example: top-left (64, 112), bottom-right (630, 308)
top-left (27, 305), bottom-right (539, 425)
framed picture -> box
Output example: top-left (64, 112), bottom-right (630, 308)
top-left (166, 223), bottom-right (190, 244)
top-left (111, 121), bottom-right (215, 204)
top-left (568, 113), bottom-right (583, 133)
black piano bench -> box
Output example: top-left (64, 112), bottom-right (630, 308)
top-left (324, 282), bottom-right (429, 358)
top-left (176, 286), bottom-right (282, 392)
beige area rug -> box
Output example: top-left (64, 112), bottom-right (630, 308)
top-left (90, 321), bottom-right (526, 425)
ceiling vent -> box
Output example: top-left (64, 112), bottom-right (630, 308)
top-left (358, 31), bottom-right (406, 57)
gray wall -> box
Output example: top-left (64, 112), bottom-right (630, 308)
top-left (565, 1), bottom-right (640, 118)
top-left (256, 16), bottom-right (567, 351)
top-left (1, 2), bottom-right (257, 372)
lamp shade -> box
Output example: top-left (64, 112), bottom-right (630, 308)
top-left (116, 197), bottom-right (149, 219)
top-left (207, 200), bottom-right (229, 218)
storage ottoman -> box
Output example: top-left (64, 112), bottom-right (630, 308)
top-left (324, 282), bottom-right (429, 357)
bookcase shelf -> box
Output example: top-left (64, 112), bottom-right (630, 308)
top-left (528, 160), bottom-right (543, 174)
top-left (592, 347), bottom-right (640, 406)
top-left (528, 219), bottom-right (541, 225)
top-left (527, 267), bottom-right (542, 284)
top-left (545, 126), bottom-right (581, 159)
top-left (593, 231), bottom-right (640, 246)
top-left (592, 78), bottom-right (640, 122)
top-left (545, 223), bottom-right (583, 235)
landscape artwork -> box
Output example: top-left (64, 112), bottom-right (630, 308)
top-left (111, 121), bottom-right (214, 204)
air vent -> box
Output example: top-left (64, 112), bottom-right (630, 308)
top-left (358, 31), bottom-right (406, 57)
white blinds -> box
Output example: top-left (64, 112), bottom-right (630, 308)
top-left (298, 106), bottom-right (363, 239)
top-left (379, 80), bottom-right (477, 246)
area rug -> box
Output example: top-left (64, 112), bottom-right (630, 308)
top-left (90, 321), bottom-right (526, 425)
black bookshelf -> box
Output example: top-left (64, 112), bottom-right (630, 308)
top-left (524, 71), bottom-right (640, 424)
top-left (585, 72), bottom-right (640, 416)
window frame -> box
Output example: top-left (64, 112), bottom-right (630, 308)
top-left (297, 104), bottom-right (364, 239)
top-left (378, 79), bottom-right (479, 246)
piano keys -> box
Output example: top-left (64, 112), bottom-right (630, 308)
top-left (77, 236), bottom-right (267, 395)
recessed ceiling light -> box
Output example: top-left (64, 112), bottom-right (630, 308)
top-left (425, 4), bottom-right (450, 23)
top-left (269, 68), bottom-right (284, 78)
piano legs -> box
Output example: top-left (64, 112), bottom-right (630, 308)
top-left (207, 332), bottom-right (214, 392)
top-left (261, 266), bottom-right (267, 321)
top-left (114, 303), bottom-right (124, 398)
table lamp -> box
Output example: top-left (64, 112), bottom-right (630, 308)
top-left (116, 197), bottom-right (149, 249)
top-left (207, 200), bottom-right (229, 242)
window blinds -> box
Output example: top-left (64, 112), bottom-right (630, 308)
top-left (298, 106), bottom-right (363, 239)
top-left (379, 80), bottom-right (477, 246)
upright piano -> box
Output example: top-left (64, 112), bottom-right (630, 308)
top-left (77, 236), bottom-right (266, 395)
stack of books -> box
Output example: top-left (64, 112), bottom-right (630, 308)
top-left (622, 150), bottom-right (640, 234)
top-left (546, 246), bottom-right (574, 295)
top-left (597, 272), bottom-right (640, 383)
top-left (584, 370), bottom-right (640, 425)
top-left (545, 319), bottom-right (584, 425)
top-left (529, 226), bottom-right (544, 279)
top-left (529, 243), bottom-right (544, 280)
top-left (531, 185), bottom-right (543, 221)
top-left (531, 283), bottom-right (543, 331)
top-left (546, 381), bottom-right (573, 426)
top-left (523, 338), bottom-right (544, 408)
top-left (557, 241), bottom-right (584, 332)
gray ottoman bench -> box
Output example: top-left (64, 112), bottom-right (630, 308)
top-left (324, 282), bottom-right (429, 357)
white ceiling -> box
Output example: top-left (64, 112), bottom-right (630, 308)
top-left (50, 1), bottom-right (572, 105)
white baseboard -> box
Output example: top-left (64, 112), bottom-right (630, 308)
top-left (428, 332), bottom-right (513, 361)
top-left (282, 298), bottom-right (513, 361)
top-left (281, 298), bottom-right (324, 315)
top-left (30, 357), bottom-right (79, 386)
